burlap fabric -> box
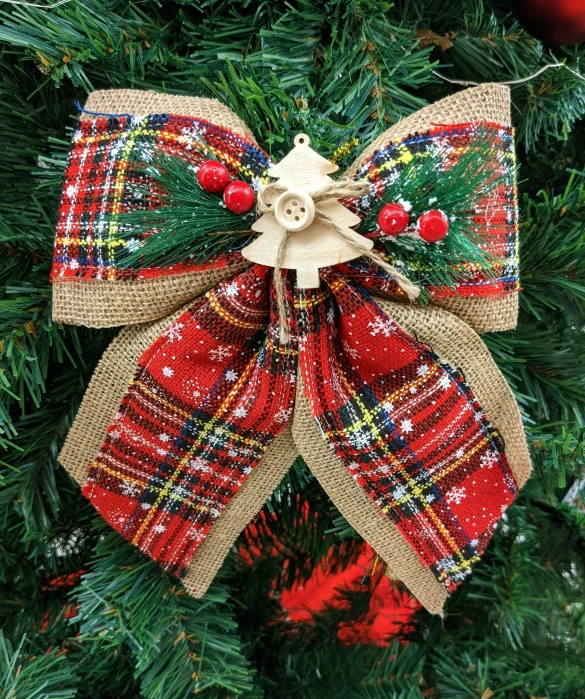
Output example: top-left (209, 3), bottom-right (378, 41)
top-left (52, 84), bottom-right (517, 333)
top-left (82, 90), bottom-right (255, 139)
top-left (53, 91), bottom-right (254, 328)
top-left (59, 293), bottom-right (301, 596)
top-left (59, 291), bottom-right (530, 615)
top-left (347, 82), bottom-right (516, 332)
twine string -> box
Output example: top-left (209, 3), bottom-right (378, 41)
top-left (258, 180), bottom-right (420, 344)
top-left (273, 230), bottom-right (292, 344)
top-left (432, 62), bottom-right (585, 87)
top-left (316, 207), bottom-right (421, 299)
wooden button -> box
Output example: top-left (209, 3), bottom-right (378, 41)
top-left (274, 189), bottom-right (315, 232)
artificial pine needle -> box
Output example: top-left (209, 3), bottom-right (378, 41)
top-left (115, 151), bottom-right (256, 269)
top-left (357, 124), bottom-right (510, 291)
top-left (115, 125), bottom-right (510, 293)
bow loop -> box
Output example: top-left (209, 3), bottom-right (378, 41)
top-left (52, 84), bottom-right (519, 334)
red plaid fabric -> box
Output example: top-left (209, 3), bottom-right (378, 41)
top-left (52, 114), bottom-right (270, 281)
top-left (51, 116), bottom-right (518, 300)
top-left (297, 271), bottom-right (517, 590)
top-left (83, 267), bottom-right (298, 574)
top-left (84, 265), bottom-right (517, 589)
top-left (348, 122), bottom-right (519, 299)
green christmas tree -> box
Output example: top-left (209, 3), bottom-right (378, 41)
top-left (1, 1), bottom-right (585, 697)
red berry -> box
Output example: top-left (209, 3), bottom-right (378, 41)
top-left (377, 202), bottom-right (410, 236)
top-left (417, 209), bottom-right (449, 243)
top-left (197, 160), bottom-right (231, 193)
top-left (223, 181), bottom-right (255, 214)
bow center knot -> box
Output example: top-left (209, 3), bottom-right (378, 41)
top-left (257, 179), bottom-right (370, 231)
top-left (244, 133), bottom-right (420, 345)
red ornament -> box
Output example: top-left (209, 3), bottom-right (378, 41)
top-left (197, 160), bottom-right (231, 193)
top-left (377, 203), bottom-right (410, 236)
top-left (223, 181), bottom-right (255, 214)
top-left (511, 0), bottom-right (585, 46)
top-left (417, 209), bottom-right (449, 243)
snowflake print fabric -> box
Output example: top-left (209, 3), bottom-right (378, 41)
top-left (297, 272), bottom-right (517, 590)
top-left (83, 266), bottom-right (297, 575)
top-left (85, 264), bottom-right (517, 590)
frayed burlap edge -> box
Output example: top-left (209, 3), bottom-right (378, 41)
top-left (292, 297), bottom-right (530, 615)
top-left (59, 309), bottom-right (189, 484)
top-left (346, 83), bottom-right (511, 177)
top-left (345, 83), bottom-right (518, 334)
top-left (82, 89), bottom-right (256, 141)
top-left (52, 262), bottom-right (248, 328)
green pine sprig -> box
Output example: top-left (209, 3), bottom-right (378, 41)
top-left (116, 125), bottom-right (509, 289)
top-left (358, 124), bottom-right (510, 292)
top-left (115, 151), bottom-right (255, 270)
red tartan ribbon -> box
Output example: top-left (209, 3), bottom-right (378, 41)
top-left (52, 90), bottom-right (526, 605)
top-left (52, 113), bottom-right (519, 296)
top-left (83, 265), bottom-right (517, 591)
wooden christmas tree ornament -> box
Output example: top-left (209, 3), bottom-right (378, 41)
top-left (242, 134), bottom-right (373, 288)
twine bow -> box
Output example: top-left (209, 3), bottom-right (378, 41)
top-left (257, 180), bottom-right (421, 343)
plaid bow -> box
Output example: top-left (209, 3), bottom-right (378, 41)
top-left (53, 85), bottom-right (530, 615)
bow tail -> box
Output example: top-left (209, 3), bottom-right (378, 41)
top-left (181, 423), bottom-right (299, 596)
top-left (79, 266), bottom-right (298, 577)
top-left (297, 271), bottom-right (528, 603)
top-left (292, 384), bottom-right (449, 615)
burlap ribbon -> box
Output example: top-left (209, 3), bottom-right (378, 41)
top-left (52, 85), bottom-right (530, 615)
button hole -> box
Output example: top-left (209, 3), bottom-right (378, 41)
top-left (294, 216), bottom-right (300, 221)
top-left (286, 209), bottom-right (292, 215)
top-left (292, 200), bottom-right (298, 206)
top-left (300, 207), bottom-right (305, 213)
